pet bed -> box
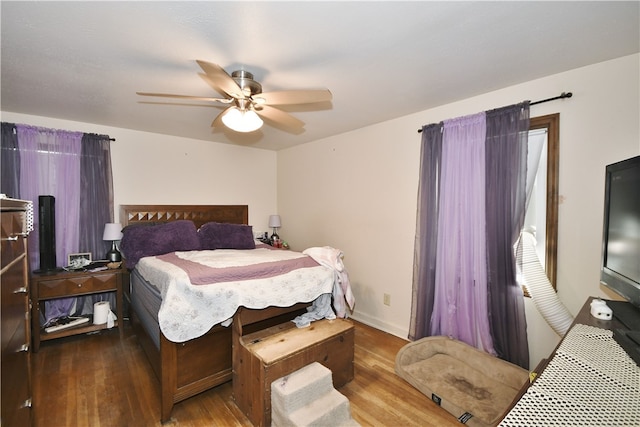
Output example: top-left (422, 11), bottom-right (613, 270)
top-left (395, 336), bottom-right (529, 427)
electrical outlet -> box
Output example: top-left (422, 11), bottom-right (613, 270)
top-left (383, 293), bottom-right (391, 306)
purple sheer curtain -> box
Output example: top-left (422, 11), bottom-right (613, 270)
top-left (1, 123), bottom-right (20, 198)
top-left (17, 124), bottom-right (83, 270)
top-left (80, 133), bottom-right (114, 259)
top-left (409, 123), bottom-right (443, 340)
top-left (410, 103), bottom-right (530, 367)
top-left (485, 103), bottom-right (530, 368)
top-left (430, 113), bottom-right (495, 353)
top-left (17, 125), bottom-right (83, 323)
top-left (9, 124), bottom-right (115, 324)
top-left (77, 133), bottom-right (116, 315)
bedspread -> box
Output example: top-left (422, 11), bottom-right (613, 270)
top-left (135, 247), bottom-right (335, 342)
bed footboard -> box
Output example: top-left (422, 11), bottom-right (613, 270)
top-left (131, 301), bottom-right (311, 422)
top-left (160, 327), bottom-right (233, 422)
top-left (130, 308), bottom-right (233, 423)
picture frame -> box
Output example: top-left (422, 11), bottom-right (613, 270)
top-left (67, 252), bottom-right (92, 269)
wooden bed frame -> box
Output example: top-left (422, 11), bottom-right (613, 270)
top-left (120, 205), bottom-right (308, 422)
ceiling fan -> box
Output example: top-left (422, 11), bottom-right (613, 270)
top-left (137, 60), bottom-right (332, 133)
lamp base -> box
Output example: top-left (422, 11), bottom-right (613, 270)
top-left (270, 231), bottom-right (281, 247)
top-left (106, 251), bottom-right (121, 263)
top-left (106, 241), bottom-right (122, 262)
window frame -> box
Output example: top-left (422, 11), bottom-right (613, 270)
top-left (528, 113), bottom-right (560, 290)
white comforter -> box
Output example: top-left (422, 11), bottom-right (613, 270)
top-left (136, 247), bottom-right (334, 342)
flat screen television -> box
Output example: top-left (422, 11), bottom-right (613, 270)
top-left (600, 155), bottom-right (640, 309)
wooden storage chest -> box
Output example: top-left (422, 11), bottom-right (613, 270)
top-left (232, 318), bottom-right (354, 427)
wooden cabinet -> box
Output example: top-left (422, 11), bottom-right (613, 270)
top-left (1, 198), bottom-right (33, 427)
top-left (30, 268), bottom-right (125, 352)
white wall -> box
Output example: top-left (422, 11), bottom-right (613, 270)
top-left (278, 54), bottom-right (640, 369)
top-left (0, 112), bottom-right (279, 234)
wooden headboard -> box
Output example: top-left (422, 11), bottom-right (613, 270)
top-left (119, 204), bottom-right (249, 228)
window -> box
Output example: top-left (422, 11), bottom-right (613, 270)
top-left (526, 113), bottom-right (559, 289)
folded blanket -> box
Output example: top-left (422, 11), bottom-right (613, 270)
top-left (157, 250), bottom-right (319, 285)
top-left (303, 246), bottom-right (356, 318)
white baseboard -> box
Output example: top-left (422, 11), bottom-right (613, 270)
top-left (349, 310), bottom-right (408, 340)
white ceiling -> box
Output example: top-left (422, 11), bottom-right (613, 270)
top-left (2, 2), bottom-right (638, 151)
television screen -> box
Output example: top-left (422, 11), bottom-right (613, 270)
top-left (601, 155), bottom-right (640, 308)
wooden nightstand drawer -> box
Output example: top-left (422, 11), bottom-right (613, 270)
top-left (37, 273), bottom-right (118, 299)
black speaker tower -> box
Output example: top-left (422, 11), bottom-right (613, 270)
top-left (38, 195), bottom-right (58, 272)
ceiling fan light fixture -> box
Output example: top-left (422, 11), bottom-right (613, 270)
top-left (139, 61), bottom-right (331, 134)
top-left (221, 107), bottom-right (263, 132)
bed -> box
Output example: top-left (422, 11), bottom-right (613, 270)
top-left (119, 205), bottom-right (336, 422)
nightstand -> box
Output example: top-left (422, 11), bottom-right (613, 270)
top-left (30, 267), bottom-right (126, 352)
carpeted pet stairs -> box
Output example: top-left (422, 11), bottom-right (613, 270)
top-left (271, 362), bottom-right (360, 427)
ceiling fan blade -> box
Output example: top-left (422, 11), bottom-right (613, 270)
top-left (136, 92), bottom-right (231, 103)
top-left (255, 105), bottom-right (305, 130)
top-left (196, 60), bottom-right (244, 99)
top-left (198, 73), bottom-right (229, 98)
top-left (252, 89), bottom-right (332, 106)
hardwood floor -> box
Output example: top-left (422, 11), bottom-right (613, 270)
top-left (31, 320), bottom-right (460, 426)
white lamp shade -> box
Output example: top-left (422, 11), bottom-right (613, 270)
top-left (221, 107), bottom-right (263, 133)
top-left (103, 223), bottom-right (123, 241)
top-left (268, 215), bottom-right (281, 228)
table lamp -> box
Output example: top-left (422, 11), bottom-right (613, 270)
top-left (268, 215), bottom-right (281, 241)
top-left (103, 223), bottom-right (123, 262)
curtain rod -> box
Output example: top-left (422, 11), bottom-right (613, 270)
top-left (529, 91), bottom-right (573, 106)
top-left (417, 91), bottom-right (572, 133)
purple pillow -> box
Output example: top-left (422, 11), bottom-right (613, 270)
top-left (198, 222), bottom-right (256, 250)
top-left (120, 220), bottom-right (200, 269)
